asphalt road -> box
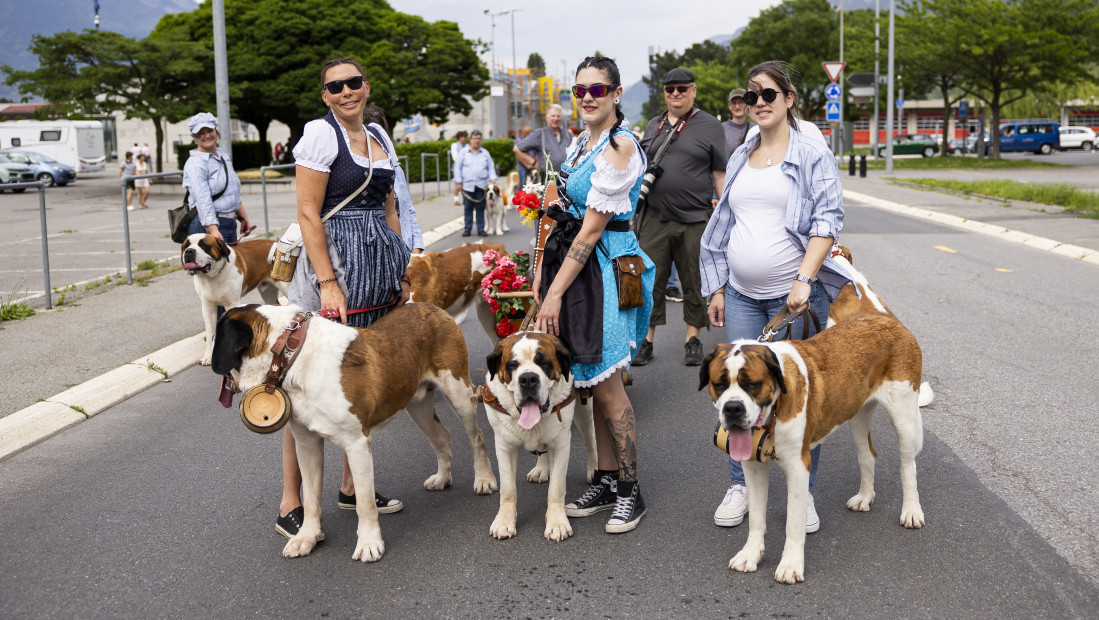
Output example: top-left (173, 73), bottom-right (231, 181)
top-left (2, 202), bottom-right (1097, 618)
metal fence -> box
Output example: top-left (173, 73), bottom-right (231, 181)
top-left (420, 152), bottom-right (442, 200)
top-left (6, 181), bottom-right (51, 308)
top-left (259, 163), bottom-right (297, 238)
top-left (120, 171), bottom-right (184, 285)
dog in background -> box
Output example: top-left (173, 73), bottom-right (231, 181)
top-left (504, 170), bottom-right (521, 201)
top-left (827, 245), bottom-right (934, 407)
top-left (212, 303), bottom-right (498, 563)
top-left (482, 332), bottom-right (596, 541)
top-left (700, 313), bottom-right (926, 583)
top-left (180, 233), bottom-right (287, 366)
top-left (484, 184), bottom-right (510, 236)
top-left (405, 242), bottom-right (506, 342)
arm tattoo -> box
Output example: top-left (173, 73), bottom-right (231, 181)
top-left (566, 239), bottom-right (594, 265)
top-left (604, 406), bottom-right (638, 482)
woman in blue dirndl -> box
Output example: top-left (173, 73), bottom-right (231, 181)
top-left (275, 57), bottom-right (411, 539)
top-left (534, 57), bottom-right (655, 534)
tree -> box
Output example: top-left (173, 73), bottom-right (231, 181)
top-left (683, 60), bottom-right (738, 119)
top-left (159, 0), bottom-right (488, 148)
top-left (2, 27), bottom-right (210, 171)
top-left (642, 40), bottom-right (731, 119)
top-left (921, 0), bottom-right (1099, 157)
top-left (729, 0), bottom-right (839, 122)
top-left (527, 53), bottom-right (546, 78)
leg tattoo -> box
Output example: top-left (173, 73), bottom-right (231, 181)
top-left (604, 406), bottom-right (637, 482)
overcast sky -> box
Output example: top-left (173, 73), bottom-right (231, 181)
top-left (388, 0), bottom-right (785, 86)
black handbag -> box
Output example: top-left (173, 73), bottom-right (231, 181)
top-left (169, 156), bottom-right (229, 243)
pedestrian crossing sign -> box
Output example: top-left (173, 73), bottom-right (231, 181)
top-left (826, 101), bottom-right (841, 122)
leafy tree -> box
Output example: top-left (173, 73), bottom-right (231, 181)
top-left (2, 27), bottom-right (210, 171)
top-left (729, 0), bottom-right (839, 123)
top-left (683, 60), bottom-right (738, 120)
top-left (527, 53), bottom-right (546, 78)
top-left (642, 40), bottom-right (731, 120)
top-left (159, 0), bottom-right (488, 148)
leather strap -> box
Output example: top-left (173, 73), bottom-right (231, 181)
top-left (264, 312), bottom-right (311, 393)
top-left (474, 383), bottom-right (576, 425)
top-left (760, 304), bottom-right (821, 343)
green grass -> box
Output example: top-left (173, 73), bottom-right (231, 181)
top-left (901, 177), bottom-right (1099, 218)
top-left (858, 154), bottom-right (1066, 170)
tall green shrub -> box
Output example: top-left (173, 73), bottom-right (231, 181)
top-left (174, 141), bottom-right (273, 171)
top-left (394, 139), bottom-right (516, 183)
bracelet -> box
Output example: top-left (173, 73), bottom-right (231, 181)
top-left (318, 277), bottom-right (337, 285)
top-left (793, 273), bottom-right (815, 284)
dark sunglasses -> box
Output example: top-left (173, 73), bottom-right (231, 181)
top-left (572, 83), bottom-right (618, 98)
top-left (664, 85), bottom-right (692, 94)
top-left (324, 76), bottom-right (365, 95)
top-left (743, 88), bottom-right (780, 106)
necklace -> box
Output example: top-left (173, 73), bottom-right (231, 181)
top-left (760, 140), bottom-right (788, 166)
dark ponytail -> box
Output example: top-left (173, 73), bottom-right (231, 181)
top-left (576, 56), bottom-right (625, 150)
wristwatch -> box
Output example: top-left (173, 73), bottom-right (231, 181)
top-left (793, 273), bottom-right (815, 284)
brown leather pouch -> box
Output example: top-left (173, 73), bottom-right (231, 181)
top-left (612, 255), bottom-right (646, 309)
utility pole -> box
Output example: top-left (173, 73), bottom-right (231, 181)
top-left (93, 0), bottom-right (100, 28)
top-left (838, 0), bottom-right (845, 155)
top-left (874, 0), bottom-right (880, 159)
top-left (212, 0), bottom-right (232, 159)
top-left (886, 0), bottom-right (895, 173)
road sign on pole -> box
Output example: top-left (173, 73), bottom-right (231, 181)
top-left (826, 101), bottom-right (842, 122)
top-left (825, 83), bottom-right (843, 101)
top-left (958, 99), bottom-right (968, 118)
top-left (822, 61), bottom-right (846, 83)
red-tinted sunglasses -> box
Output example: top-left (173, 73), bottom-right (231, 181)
top-left (572, 83), bottom-right (618, 99)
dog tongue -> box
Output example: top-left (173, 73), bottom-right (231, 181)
top-left (183, 262), bottom-right (201, 271)
top-left (518, 402), bottom-right (542, 430)
top-left (728, 427), bottom-right (753, 462)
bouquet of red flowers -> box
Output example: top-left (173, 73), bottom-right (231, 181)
top-left (480, 249), bottom-right (532, 338)
top-left (511, 181), bottom-right (544, 228)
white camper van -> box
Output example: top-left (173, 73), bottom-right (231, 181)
top-left (0, 120), bottom-right (107, 173)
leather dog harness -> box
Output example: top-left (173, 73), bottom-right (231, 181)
top-left (263, 312), bottom-right (312, 393)
top-left (474, 383), bottom-right (578, 456)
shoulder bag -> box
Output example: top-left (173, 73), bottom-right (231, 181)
top-left (169, 156), bottom-right (229, 243)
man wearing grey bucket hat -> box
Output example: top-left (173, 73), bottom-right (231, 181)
top-left (183, 112), bottom-right (254, 242)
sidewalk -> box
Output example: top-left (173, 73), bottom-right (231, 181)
top-left (2, 174), bottom-right (1097, 460)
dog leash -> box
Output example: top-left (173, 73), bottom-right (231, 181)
top-left (760, 303), bottom-right (821, 343)
top-left (316, 276), bottom-right (411, 320)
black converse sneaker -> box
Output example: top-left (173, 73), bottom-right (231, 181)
top-left (605, 485), bottom-right (647, 534)
top-left (565, 474), bottom-right (618, 517)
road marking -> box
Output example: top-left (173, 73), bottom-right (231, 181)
top-left (995, 268), bottom-right (1013, 273)
top-left (934, 245), bottom-right (957, 254)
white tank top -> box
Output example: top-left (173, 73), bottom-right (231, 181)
top-left (726, 164), bottom-right (803, 299)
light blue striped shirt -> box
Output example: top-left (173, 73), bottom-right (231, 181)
top-left (183, 148), bottom-right (243, 227)
top-left (453, 146), bottom-right (496, 190)
top-left (700, 125), bottom-right (854, 300)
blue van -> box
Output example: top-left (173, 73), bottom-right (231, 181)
top-left (997, 121), bottom-right (1060, 154)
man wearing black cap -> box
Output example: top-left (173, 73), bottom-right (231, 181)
top-left (633, 67), bottom-right (727, 367)
top-left (723, 87), bottom-right (755, 156)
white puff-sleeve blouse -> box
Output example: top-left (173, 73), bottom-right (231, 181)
top-left (292, 119), bottom-right (394, 173)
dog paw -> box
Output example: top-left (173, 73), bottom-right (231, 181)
top-left (281, 531), bottom-right (323, 558)
top-left (729, 546), bottom-right (764, 573)
top-left (423, 473), bottom-right (452, 491)
top-left (846, 492), bottom-right (875, 512)
top-left (490, 516), bottom-right (517, 540)
top-left (199, 356), bottom-right (212, 366)
top-left (351, 536), bottom-right (385, 562)
top-left (774, 555), bottom-right (805, 584)
top-left (900, 505), bottom-right (925, 529)
top-left (544, 518), bottom-right (573, 542)
top-left (474, 475), bottom-right (498, 495)
top-left (525, 464), bottom-right (550, 484)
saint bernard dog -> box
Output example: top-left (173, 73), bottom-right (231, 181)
top-left (405, 242), bottom-right (507, 342)
top-left (827, 245), bottom-right (934, 406)
top-left (483, 332), bottom-right (596, 541)
top-left (212, 302), bottom-right (498, 562)
top-left (180, 233), bottom-right (288, 366)
top-left (699, 313), bottom-right (926, 584)
top-left (484, 183), bottom-right (510, 236)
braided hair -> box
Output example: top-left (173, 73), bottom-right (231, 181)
top-left (575, 56), bottom-right (625, 151)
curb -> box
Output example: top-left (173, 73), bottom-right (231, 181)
top-left (843, 190), bottom-right (1099, 266)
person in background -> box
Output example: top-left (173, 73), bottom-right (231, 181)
top-left (450, 130), bottom-right (468, 205)
top-left (700, 60), bottom-right (855, 536)
top-left (723, 87), bottom-right (755, 158)
top-left (134, 152), bottom-right (150, 209)
top-left (183, 112), bottom-right (253, 242)
top-left (453, 129), bottom-right (497, 237)
top-left (119, 151), bottom-right (136, 211)
top-left (514, 104), bottom-right (572, 184)
top-left (364, 103), bottom-right (424, 254)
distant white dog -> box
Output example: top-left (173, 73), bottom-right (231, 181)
top-left (485, 184), bottom-right (509, 236)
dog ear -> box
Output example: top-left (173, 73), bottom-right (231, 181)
top-left (212, 315), bottom-right (253, 375)
top-left (553, 340), bottom-right (572, 380)
top-left (698, 351), bottom-right (716, 391)
top-left (215, 236), bottom-right (232, 261)
top-left (762, 347), bottom-right (787, 394)
top-left (485, 343), bottom-right (504, 381)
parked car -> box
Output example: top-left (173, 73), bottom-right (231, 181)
top-left (1057, 126), bottom-right (1095, 152)
top-left (877, 133), bottom-right (940, 158)
top-left (0, 149), bottom-right (77, 187)
top-left (996, 121), bottom-right (1060, 154)
top-left (0, 153), bottom-right (35, 193)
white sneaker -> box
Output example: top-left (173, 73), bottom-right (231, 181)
top-left (453, 195), bottom-right (461, 205)
top-left (806, 493), bottom-right (820, 534)
top-left (714, 484), bottom-right (749, 527)
top-left (127, 204), bottom-right (135, 211)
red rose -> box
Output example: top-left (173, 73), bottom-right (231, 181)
top-left (497, 319), bottom-right (516, 338)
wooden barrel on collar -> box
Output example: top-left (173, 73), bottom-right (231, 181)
top-left (239, 385), bottom-right (291, 433)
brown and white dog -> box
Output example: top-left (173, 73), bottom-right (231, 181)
top-left (484, 184), bottom-right (510, 236)
top-left (504, 170), bottom-right (522, 204)
top-left (406, 242), bottom-right (507, 342)
top-left (181, 233), bottom-right (288, 366)
top-left (699, 314), bottom-right (926, 584)
top-left (483, 332), bottom-right (596, 541)
top-left (827, 245), bottom-right (934, 406)
top-left (212, 303), bottom-right (498, 562)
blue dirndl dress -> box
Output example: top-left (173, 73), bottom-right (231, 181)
top-left (559, 128), bottom-right (656, 388)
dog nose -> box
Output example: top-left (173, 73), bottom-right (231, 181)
top-left (518, 372), bottom-right (540, 391)
top-left (723, 401), bottom-right (745, 418)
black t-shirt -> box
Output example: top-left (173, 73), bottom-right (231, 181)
top-left (640, 108), bottom-right (727, 224)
